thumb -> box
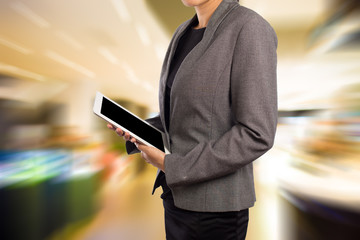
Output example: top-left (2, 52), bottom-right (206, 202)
top-left (134, 141), bottom-right (143, 150)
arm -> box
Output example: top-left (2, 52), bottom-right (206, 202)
top-left (164, 17), bottom-right (278, 187)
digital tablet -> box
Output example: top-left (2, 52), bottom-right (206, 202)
top-left (93, 92), bottom-right (167, 153)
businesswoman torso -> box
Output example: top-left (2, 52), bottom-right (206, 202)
top-left (114, 0), bottom-right (278, 239)
top-left (144, 0), bottom-right (277, 210)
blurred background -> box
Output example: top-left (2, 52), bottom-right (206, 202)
top-left (0, 0), bottom-right (359, 239)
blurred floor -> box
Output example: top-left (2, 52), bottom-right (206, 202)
top-left (48, 152), bottom-right (286, 240)
top-left (48, 164), bottom-right (166, 240)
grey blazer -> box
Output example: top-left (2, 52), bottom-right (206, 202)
top-left (128, 0), bottom-right (277, 212)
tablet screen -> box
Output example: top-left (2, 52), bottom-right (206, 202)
top-left (100, 97), bottom-right (165, 152)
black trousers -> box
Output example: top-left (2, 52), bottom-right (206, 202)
top-left (163, 198), bottom-right (249, 240)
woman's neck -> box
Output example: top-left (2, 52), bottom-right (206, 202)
top-left (193, 0), bottom-right (222, 29)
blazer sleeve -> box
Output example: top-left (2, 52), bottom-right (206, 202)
top-left (164, 16), bottom-right (278, 187)
top-left (125, 114), bottom-right (164, 154)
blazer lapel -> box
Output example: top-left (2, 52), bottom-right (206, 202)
top-left (159, 17), bottom-right (197, 135)
top-left (199, 0), bottom-right (239, 50)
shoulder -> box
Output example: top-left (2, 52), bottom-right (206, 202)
top-left (231, 6), bottom-right (274, 30)
top-left (228, 6), bottom-right (277, 45)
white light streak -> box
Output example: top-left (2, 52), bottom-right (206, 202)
top-left (121, 62), bottom-right (140, 84)
top-left (0, 37), bottom-right (32, 54)
top-left (135, 23), bottom-right (151, 46)
top-left (45, 50), bottom-right (95, 78)
top-left (98, 46), bottom-right (120, 65)
top-left (10, 1), bottom-right (50, 28)
top-left (110, 0), bottom-right (132, 22)
top-left (143, 81), bottom-right (154, 92)
top-left (154, 43), bottom-right (167, 61)
top-left (0, 63), bottom-right (46, 81)
top-left (55, 31), bottom-right (84, 50)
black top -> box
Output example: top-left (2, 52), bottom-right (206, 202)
top-left (164, 26), bottom-right (206, 132)
top-left (159, 24), bottom-right (206, 200)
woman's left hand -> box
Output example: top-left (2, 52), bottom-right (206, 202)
top-left (135, 141), bottom-right (166, 172)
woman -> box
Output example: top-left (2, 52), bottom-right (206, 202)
top-left (108, 0), bottom-right (277, 239)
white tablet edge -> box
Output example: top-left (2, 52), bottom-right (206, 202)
top-left (93, 91), bottom-right (169, 154)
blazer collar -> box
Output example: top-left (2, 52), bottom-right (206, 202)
top-left (173, 0), bottom-right (239, 48)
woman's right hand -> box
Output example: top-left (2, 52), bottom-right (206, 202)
top-left (107, 123), bottom-right (137, 143)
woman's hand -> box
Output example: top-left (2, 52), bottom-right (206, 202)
top-left (107, 123), bottom-right (165, 171)
top-left (107, 123), bottom-right (136, 143)
top-left (135, 142), bottom-right (165, 172)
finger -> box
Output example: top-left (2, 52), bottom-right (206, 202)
top-left (136, 142), bottom-right (148, 152)
top-left (124, 132), bottom-right (131, 141)
top-left (130, 137), bottom-right (137, 143)
top-left (115, 128), bottom-right (124, 136)
top-left (107, 123), bottom-right (115, 130)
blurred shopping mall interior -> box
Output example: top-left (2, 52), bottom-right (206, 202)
top-left (0, 0), bottom-right (359, 239)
